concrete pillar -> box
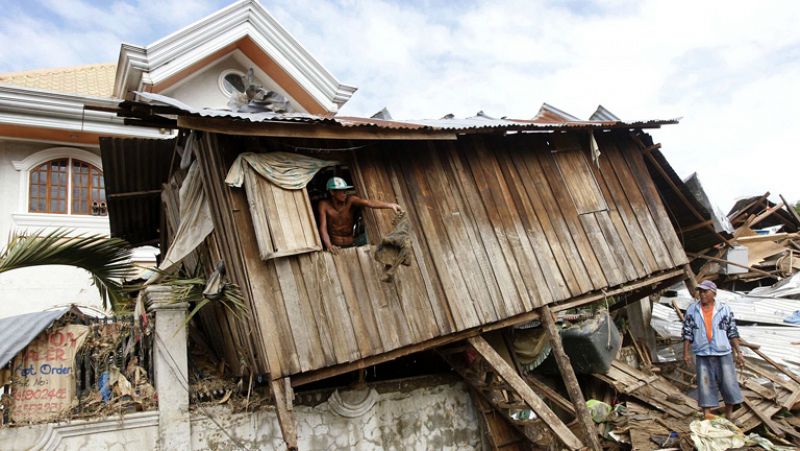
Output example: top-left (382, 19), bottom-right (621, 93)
top-left (144, 285), bottom-right (191, 451)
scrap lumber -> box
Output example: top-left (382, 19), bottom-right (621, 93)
top-left (742, 397), bottom-right (792, 439)
top-left (469, 388), bottom-right (527, 451)
top-left (780, 194), bottom-right (800, 226)
top-left (441, 336), bottom-right (585, 450)
top-left (271, 377), bottom-right (298, 451)
top-left (687, 251), bottom-right (775, 278)
top-left (593, 361), bottom-right (696, 418)
top-left (746, 202), bottom-right (785, 228)
top-left (539, 305), bottom-right (603, 451)
top-left (741, 341), bottom-right (800, 386)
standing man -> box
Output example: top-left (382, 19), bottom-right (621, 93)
top-left (317, 176), bottom-right (401, 252)
top-left (682, 280), bottom-right (745, 420)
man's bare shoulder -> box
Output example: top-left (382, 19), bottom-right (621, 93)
top-left (318, 199), bottom-right (333, 212)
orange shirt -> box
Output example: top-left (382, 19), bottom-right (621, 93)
top-left (701, 303), bottom-right (714, 342)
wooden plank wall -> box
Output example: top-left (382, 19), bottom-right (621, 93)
top-left (203, 130), bottom-right (687, 378)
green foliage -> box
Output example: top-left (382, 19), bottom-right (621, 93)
top-left (0, 229), bottom-right (136, 311)
top-left (154, 273), bottom-right (248, 327)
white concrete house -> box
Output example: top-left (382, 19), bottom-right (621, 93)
top-left (0, 0), bottom-right (356, 318)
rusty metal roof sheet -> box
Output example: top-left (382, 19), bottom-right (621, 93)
top-left (590, 105), bottom-right (621, 122)
top-left (131, 92), bottom-right (679, 132)
top-left (0, 309), bottom-right (69, 367)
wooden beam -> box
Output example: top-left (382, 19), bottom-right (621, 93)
top-left (550, 269), bottom-right (684, 313)
top-left (746, 202), bottom-right (785, 228)
top-left (736, 232), bottom-right (797, 243)
top-left (687, 252), bottom-right (775, 279)
top-left (524, 375), bottom-right (577, 416)
top-left (107, 189), bottom-right (163, 199)
top-left (271, 377), bottom-right (298, 451)
top-left (641, 149), bottom-right (733, 247)
top-left (680, 219), bottom-right (714, 234)
top-left (538, 306), bottom-right (602, 451)
top-left (467, 336), bottom-right (585, 450)
top-left (294, 269), bottom-right (682, 388)
top-left (291, 309), bottom-right (540, 387)
top-left (178, 116), bottom-right (458, 141)
top-left (741, 341), bottom-right (800, 386)
top-left (683, 263), bottom-right (699, 292)
top-left (728, 192), bottom-right (769, 224)
top-left (779, 194), bottom-right (800, 226)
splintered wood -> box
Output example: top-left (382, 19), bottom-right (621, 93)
top-left (439, 336), bottom-right (584, 450)
top-left (594, 358), bottom-right (800, 447)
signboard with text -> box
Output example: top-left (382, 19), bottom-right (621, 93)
top-left (10, 324), bottom-right (89, 423)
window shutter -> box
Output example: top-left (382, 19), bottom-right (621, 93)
top-left (243, 168), bottom-right (322, 260)
top-left (553, 146), bottom-right (608, 214)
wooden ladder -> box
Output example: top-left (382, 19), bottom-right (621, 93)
top-left (439, 336), bottom-right (585, 450)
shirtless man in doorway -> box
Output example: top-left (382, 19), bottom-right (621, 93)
top-left (317, 176), bottom-right (402, 252)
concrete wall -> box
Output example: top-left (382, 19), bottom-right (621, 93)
top-left (163, 51), bottom-right (304, 112)
top-left (0, 380), bottom-right (482, 451)
top-left (0, 140), bottom-right (107, 318)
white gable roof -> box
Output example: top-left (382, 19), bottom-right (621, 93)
top-left (114, 0), bottom-right (356, 113)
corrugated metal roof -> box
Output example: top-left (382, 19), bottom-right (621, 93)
top-left (663, 287), bottom-right (800, 327)
top-left (530, 102), bottom-right (583, 123)
top-left (0, 63), bottom-right (117, 97)
top-left (651, 303), bottom-right (800, 374)
top-left (590, 105), bottom-right (621, 122)
top-left (100, 136), bottom-right (176, 246)
top-left (0, 309), bottom-right (69, 367)
top-left (131, 92), bottom-right (679, 132)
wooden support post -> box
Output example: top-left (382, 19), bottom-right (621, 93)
top-left (538, 305), bottom-right (602, 451)
top-left (271, 377), bottom-right (298, 451)
top-left (682, 263), bottom-right (698, 292)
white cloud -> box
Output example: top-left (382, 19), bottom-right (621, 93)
top-left (1, 0), bottom-right (799, 210)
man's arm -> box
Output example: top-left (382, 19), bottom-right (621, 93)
top-left (317, 201), bottom-right (335, 251)
top-left (350, 195), bottom-right (402, 214)
top-left (683, 340), bottom-right (693, 367)
top-left (682, 309), bottom-right (696, 367)
top-left (725, 309), bottom-right (745, 367)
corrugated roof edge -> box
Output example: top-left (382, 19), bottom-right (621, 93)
top-left (0, 308), bottom-right (69, 368)
top-left (128, 91), bottom-right (680, 133)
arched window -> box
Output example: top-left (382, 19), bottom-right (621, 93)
top-left (28, 158), bottom-right (106, 215)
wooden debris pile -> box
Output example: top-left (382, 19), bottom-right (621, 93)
top-left (697, 192), bottom-right (800, 285)
top-left (73, 315), bottom-right (157, 418)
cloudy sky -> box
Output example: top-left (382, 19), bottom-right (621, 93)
top-left (1, 0), bottom-right (798, 211)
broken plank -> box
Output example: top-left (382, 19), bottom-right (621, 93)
top-left (468, 336), bottom-right (585, 450)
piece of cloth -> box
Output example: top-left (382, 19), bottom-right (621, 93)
top-left (702, 303), bottom-right (715, 342)
top-left (690, 417), bottom-right (745, 451)
top-left (225, 151), bottom-right (336, 190)
top-left (373, 211), bottom-right (412, 282)
top-left (157, 162), bottom-right (214, 273)
top-left (682, 301), bottom-right (740, 356)
top-left (784, 310), bottom-right (800, 324)
top-left (512, 327), bottom-right (552, 371)
top-left (695, 354), bottom-right (744, 407)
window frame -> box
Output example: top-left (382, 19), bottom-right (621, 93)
top-left (12, 147), bottom-right (110, 234)
top-left (218, 69), bottom-right (247, 98)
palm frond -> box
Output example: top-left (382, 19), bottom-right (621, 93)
top-left (154, 275), bottom-right (248, 326)
top-left (0, 229), bottom-right (136, 311)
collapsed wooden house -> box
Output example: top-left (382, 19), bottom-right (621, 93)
top-left (101, 96), bottom-right (693, 449)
